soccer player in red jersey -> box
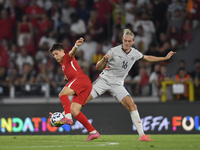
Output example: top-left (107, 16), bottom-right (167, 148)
top-left (49, 38), bottom-right (100, 141)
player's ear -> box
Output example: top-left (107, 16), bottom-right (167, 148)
top-left (61, 49), bottom-right (65, 53)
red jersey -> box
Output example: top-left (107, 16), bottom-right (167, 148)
top-left (38, 20), bottom-right (52, 36)
top-left (19, 23), bottom-right (30, 33)
top-left (26, 5), bottom-right (45, 27)
top-left (0, 46), bottom-right (9, 68)
top-left (0, 18), bottom-right (14, 40)
top-left (61, 53), bottom-right (83, 81)
top-left (93, 0), bottom-right (113, 24)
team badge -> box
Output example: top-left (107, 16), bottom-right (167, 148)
top-left (62, 65), bottom-right (65, 71)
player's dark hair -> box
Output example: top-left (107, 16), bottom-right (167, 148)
top-left (49, 43), bottom-right (64, 53)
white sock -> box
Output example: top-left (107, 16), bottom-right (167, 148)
top-left (65, 113), bottom-right (72, 119)
top-left (130, 110), bottom-right (144, 137)
top-left (90, 130), bottom-right (97, 134)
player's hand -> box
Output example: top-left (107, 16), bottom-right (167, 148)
top-left (76, 38), bottom-right (84, 46)
top-left (102, 54), bottom-right (110, 62)
top-left (166, 51), bottom-right (176, 59)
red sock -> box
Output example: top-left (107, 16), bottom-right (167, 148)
top-left (75, 112), bottom-right (95, 132)
top-left (60, 95), bottom-right (71, 114)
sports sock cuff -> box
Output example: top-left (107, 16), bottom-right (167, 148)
top-left (60, 95), bottom-right (68, 99)
top-left (65, 113), bottom-right (72, 119)
top-left (90, 130), bottom-right (97, 134)
top-left (130, 110), bottom-right (139, 116)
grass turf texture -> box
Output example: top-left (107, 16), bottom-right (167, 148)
top-left (0, 135), bottom-right (199, 150)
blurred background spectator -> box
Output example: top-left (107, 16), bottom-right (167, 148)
top-left (134, 26), bottom-right (151, 54)
top-left (77, 34), bottom-right (97, 65)
top-left (15, 47), bottom-right (34, 75)
top-left (20, 63), bottom-right (36, 84)
top-left (174, 67), bottom-right (191, 100)
top-left (0, 9), bottom-right (15, 41)
top-left (124, 0), bottom-right (137, 28)
top-left (0, 66), bottom-right (9, 83)
top-left (61, 0), bottom-right (76, 25)
top-left (182, 18), bottom-right (193, 47)
top-left (156, 32), bottom-right (171, 57)
top-left (70, 12), bottom-right (86, 40)
top-left (125, 67), bottom-right (150, 96)
top-left (77, 0), bottom-right (91, 24)
top-left (186, 0), bottom-right (200, 29)
top-left (76, 50), bottom-right (90, 77)
top-left (0, 0), bottom-right (199, 101)
top-left (17, 14), bottom-right (33, 47)
top-left (112, 0), bottom-right (126, 29)
top-left (149, 63), bottom-right (161, 96)
top-left (87, 9), bottom-right (104, 42)
top-left (133, 11), bottom-right (156, 43)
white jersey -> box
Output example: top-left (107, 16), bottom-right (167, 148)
top-left (99, 45), bottom-right (143, 86)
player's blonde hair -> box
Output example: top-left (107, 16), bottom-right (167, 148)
top-left (122, 29), bottom-right (134, 41)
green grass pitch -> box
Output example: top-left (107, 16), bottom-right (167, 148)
top-left (0, 135), bottom-right (199, 150)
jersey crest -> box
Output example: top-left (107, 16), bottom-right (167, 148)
top-left (62, 65), bottom-right (65, 71)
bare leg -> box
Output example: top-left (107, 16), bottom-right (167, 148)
top-left (59, 86), bottom-right (75, 97)
top-left (120, 95), bottom-right (137, 111)
top-left (85, 94), bottom-right (93, 104)
top-left (120, 95), bottom-right (144, 137)
top-left (59, 86), bottom-right (75, 119)
top-left (71, 102), bottom-right (96, 133)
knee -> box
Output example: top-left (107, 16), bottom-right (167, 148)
top-left (133, 103), bottom-right (137, 110)
top-left (130, 102), bottom-right (137, 111)
top-left (59, 91), bottom-right (69, 98)
top-left (58, 92), bottom-right (63, 98)
top-left (71, 107), bottom-right (79, 117)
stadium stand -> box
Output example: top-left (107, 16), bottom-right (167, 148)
top-left (0, 0), bottom-right (200, 102)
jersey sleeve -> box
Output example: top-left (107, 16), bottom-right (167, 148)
top-left (65, 53), bottom-right (73, 61)
top-left (135, 49), bottom-right (144, 61)
top-left (106, 48), bottom-right (114, 61)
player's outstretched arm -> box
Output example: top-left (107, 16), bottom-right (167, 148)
top-left (69, 37), bottom-right (84, 58)
top-left (142, 51), bottom-right (176, 62)
top-left (96, 54), bottom-right (110, 70)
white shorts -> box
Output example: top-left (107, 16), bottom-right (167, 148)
top-left (91, 77), bottom-right (130, 101)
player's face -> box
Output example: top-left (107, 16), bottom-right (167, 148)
top-left (52, 50), bottom-right (65, 63)
top-left (122, 35), bottom-right (134, 51)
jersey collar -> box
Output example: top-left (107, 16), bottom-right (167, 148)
top-left (121, 45), bottom-right (132, 54)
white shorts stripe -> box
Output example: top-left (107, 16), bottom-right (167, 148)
top-left (71, 61), bottom-right (77, 71)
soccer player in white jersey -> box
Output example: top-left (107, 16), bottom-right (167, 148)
top-left (86, 29), bottom-right (176, 141)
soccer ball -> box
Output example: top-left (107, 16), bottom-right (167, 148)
top-left (50, 112), bottom-right (64, 126)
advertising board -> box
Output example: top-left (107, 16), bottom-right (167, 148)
top-left (0, 102), bottom-right (199, 135)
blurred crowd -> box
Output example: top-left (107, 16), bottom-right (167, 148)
top-left (0, 0), bottom-right (200, 100)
